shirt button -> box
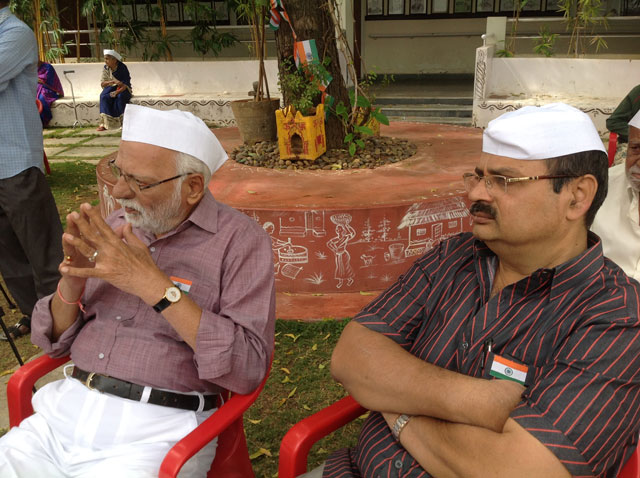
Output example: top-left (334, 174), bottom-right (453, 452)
top-left (394, 459), bottom-right (403, 469)
top-left (115, 315), bottom-right (122, 321)
top-left (98, 353), bottom-right (105, 359)
top-left (461, 341), bottom-right (469, 350)
top-left (149, 247), bottom-right (156, 252)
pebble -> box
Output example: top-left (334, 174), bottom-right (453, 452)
top-left (230, 137), bottom-right (417, 171)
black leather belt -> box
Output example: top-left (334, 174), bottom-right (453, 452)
top-left (71, 367), bottom-right (220, 412)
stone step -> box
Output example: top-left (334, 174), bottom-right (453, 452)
top-left (387, 116), bottom-right (473, 126)
top-left (374, 96), bottom-right (473, 106)
top-left (379, 104), bottom-right (472, 119)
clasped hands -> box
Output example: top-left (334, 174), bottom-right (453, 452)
top-left (59, 203), bottom-right (164, 304)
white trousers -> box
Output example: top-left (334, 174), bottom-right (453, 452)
top-left (0, 376), bottom-right (217, 478)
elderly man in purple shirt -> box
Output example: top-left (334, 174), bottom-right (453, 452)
top-left (0, 105), bottom-right (276, 477)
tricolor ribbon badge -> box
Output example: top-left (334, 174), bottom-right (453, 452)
top-left (489, 354), bottom-right (528, 385)
top-left (170, 276), bottom-right (192, 295)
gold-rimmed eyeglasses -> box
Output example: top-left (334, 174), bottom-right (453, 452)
top-left (462, 173), bottom-right (580, 194)
top-left (109, 159), bottom-right (187, 192)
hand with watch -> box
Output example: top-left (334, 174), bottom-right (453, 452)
top-left (153, 286), bottom-right (182, 312)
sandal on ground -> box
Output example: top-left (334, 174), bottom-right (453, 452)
top-left (96, 126), bottom-right (106, 131)
top-left (0, 316), bottom-right (31, 341)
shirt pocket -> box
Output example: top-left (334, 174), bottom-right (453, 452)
top-left (86, 282), bottom-right (142, 324)
top-left (173, 278), bottom-right (219, 315)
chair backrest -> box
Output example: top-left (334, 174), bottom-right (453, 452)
top-left (608, 132), bottom-right (618, 167)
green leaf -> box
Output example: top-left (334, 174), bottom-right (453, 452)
top-left (355, 95), bottom-right (370, 108)
top-left (344, 133), bottom-right (354, 143)
top-left (348, 143), bottom-right (356, 156)
top-left (336, 103), bottom-right (348, 117)
top-left (354, 125), bottom-right (373, 136)
top-left (372, 110), bottom-right (390, 125)
top-left (355, 139), bottom-right (365, 149)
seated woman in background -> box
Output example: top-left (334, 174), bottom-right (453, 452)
top-left (97, 49), bottom-right (132, 131)
top-left (37, 61), bottom-right (64, 127)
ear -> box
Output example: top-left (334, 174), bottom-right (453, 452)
top-left (565, 174), bottom-right (598, 223)
top-left (184, 173), bottom-right (205, 206)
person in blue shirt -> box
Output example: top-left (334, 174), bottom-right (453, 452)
top-left (0, 1), bottom-right (62, 339)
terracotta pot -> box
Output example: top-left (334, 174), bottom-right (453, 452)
top-left (230, 98), bottom-right (280, 144)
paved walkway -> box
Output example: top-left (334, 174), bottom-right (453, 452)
top-left (44, 127), bottom-right (122, 164)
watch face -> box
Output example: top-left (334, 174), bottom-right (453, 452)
top-left (166, 286), bottom-right (181, 303)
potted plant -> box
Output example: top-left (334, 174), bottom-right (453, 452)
top-left (229, 0), bottom-right (280, 144)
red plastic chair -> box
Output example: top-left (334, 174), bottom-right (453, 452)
top-left (278, 395), bottom-right (640, 478)
top-left (35, 99), bottom-right (51, 175)
top-left (279, 395), bottom-right (366, 478)
top-left (8, 354), bottom-right (270, 478)
top-left (608, 131), bottom-right (618, 167)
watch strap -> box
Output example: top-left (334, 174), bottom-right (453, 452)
top-left (391, 414), bottom-right (412, 441)
top-left (153, 297), bottom-right (171, 313)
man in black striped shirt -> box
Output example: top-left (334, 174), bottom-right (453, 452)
top-left (323, 104), bottom-right (640, 478)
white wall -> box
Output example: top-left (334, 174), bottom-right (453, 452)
top-left (487, 58), bottom-right (640, 99)
top-left (53, 59), bottom-right (280, 100)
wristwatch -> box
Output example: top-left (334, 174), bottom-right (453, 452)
top-left (153, 286), bottom-right (182, 313)
top-left (391, 414), bottom-right (412, 442)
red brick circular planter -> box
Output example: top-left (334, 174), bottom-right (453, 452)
top-left (97, 122), bottom-right (481, 319)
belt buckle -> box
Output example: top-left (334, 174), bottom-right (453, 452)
top-left (85, 372), bottom-right (96, 391)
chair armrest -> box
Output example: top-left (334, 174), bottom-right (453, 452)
top-left (619, 444), bottom-right (640, 478)
top-left (7, 354), bottom-right (71, 428)
top-left (158, 370), bottom-right (270, 478)
top-left (278, 396), bottom-right (367, 478)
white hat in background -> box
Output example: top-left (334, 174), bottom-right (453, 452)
top-left (103, 49), bottom-right (122, 61)
top-left (122, 104), bottom-right (228, 174)
top-left (483, 103), bottom-right (606, 160)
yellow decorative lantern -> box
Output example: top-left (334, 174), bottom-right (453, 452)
top-left (275, 104), bottom-right (326, 161)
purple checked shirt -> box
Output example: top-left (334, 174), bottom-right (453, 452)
top-left (32, 191), bottom-right (276, 395)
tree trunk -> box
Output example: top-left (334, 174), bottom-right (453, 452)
top-left (274, 0), bottom-right (349, 150)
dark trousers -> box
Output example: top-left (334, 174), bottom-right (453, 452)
top-left (0, 167), bottom-right (63, 316)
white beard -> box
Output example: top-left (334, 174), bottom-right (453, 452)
top-left (118, 183), bottom-right (183, 235)
top-left (626, 164), bottom-right (640, 193)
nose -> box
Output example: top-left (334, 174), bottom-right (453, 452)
top-left (111, 175), bottom-right (135, 200)
top-left (466, 176), bottom-right (492, 203)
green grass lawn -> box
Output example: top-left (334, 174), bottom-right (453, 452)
top-left (0, 159), bottom-right (362, 477)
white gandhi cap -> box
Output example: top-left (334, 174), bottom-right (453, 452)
top-left (483, 103), bottom-right (606, 160)
top-left (103, 49), bottom-right (122, 61)
top-left (629, 109), bottom-right (640, 130)
top-left (121, 104), bottom-right (228, 174)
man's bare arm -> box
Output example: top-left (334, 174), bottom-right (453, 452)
top-left (385, 413), bottom-right (571, 478)
top-left (331, 321), bottom-right (523, 432)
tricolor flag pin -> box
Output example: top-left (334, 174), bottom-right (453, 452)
top-left (489, 354), bottom-right (528, 386)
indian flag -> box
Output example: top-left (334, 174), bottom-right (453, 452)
top-left (170, 276), bottom-right (192, 295)
top-left (489, 354), bottom-right (528, 385)
top-left (294, 39), bottom-right (320, 69)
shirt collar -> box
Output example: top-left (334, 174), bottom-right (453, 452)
top-left (473, 232), bottom-right (605, 301)
top-left (0, 6), bottom-right (11, 24)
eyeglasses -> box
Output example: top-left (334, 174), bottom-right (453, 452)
top-left (462, 173), bottom-right (580, 194)
top-left (109, 159), bottom-right (187, 192)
